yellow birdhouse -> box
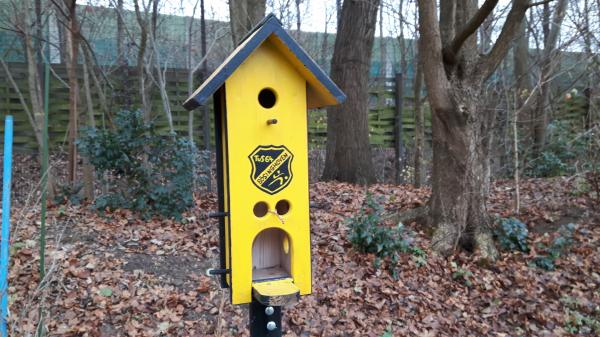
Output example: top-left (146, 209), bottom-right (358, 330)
top-left (183, 14), bottom-right (345, 307)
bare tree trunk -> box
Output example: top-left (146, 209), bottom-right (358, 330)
top-left (133, 0), bottom-right (151, 119)
top-left (532, 0), bottom-right (568, 154)
top-left (228, 0), bottom-right (267, 46)
top-left (582, 0), bottom-right (595, 130)
top-left (11, 0), bottom-right (55, 199)
top-left (23, 22), bottom-right (44, 147)
top-left (320, 11), bottom-right (330, 69)
top-left (394, 72), bottom-right (404, 184)
top-left (395, 0), bottom-right (408, 184)
top-left (295, 0), bottom-right (302, 33)
top-left (336, 0), bottom-right (342, 27)
top-left (82, 49), bottom-right (95, 200)
top-left (378, 0), bottom-right (386, 106)
top-left (187, 0), bottom-right (199, 142)
top-left (116, 0), bottom-right (124, 64)
top-left (417, 0), bottom-right (530, 258)
top-left (200, 0), bottom-right (211, 154)
top-left (322, 0), bottom-right (379, 184)
top-left (514, 13), bottom-right (531, 108)
top-left (513, 107), bottom-right (520, 215)
top-left (479, 11), bottom-right (493, 53)
top-left (82, 46), bottom-right (109, 122)
top-left (413, 61), bottom-right (424, 188)
top-left (63, 0), bottom-right (81, 185)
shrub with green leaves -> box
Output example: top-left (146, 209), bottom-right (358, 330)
top-left (346, 193), bottom-right (424, 277)
top-left (450, 261), bottom-right (474, 287)
top-left (532, 223), bottom-right (576, 271)
top-left (525, 121), bottom-right (598, 178)
top-left (78, 110), bottom-right (196, 219)
top-left (495, 217), bottom-right (529, 252)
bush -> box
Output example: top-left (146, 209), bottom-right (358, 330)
top-left (346, 193), bottom-right (423, 277)
top-left (525, 121), bottom-right (599, 179)
top-left (78, 110), bottom-right (197, 219)
top-left (495, 217), bottom-right (529, 252)
top-left (526, 122), bottom-right (576, 177)
top-left (532, 223), bottom-right (576, 271)
top-left (528, 151), bottom-right (570, 177)
top-left (53, 182), bottom-right (84, 205)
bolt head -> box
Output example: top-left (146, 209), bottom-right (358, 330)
top-left (266, 321), bottom-right (277, 331)
top-left (265, 306), bottom-right (275, 315)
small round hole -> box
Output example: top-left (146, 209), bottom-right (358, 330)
top-left (258, 88), bottom-right (277, 109)
top-left (253, 202), bottom-right (269, 217)
top-left (275, 200), bottom-right (290, 215)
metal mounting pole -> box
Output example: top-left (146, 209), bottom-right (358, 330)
top-left (249, 299), bottom-right (282, 337)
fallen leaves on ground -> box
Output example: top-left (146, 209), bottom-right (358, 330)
top-left (5, 158), bottom-right (600, 336)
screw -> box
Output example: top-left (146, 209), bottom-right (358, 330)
top-left (266, 321), bottom-right (277, 331)
top-left (267, 118), bottom-right (278, 125)
top-left (265, 306), bottom-right (274, 315)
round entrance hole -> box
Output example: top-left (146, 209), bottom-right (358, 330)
top-left (253, 201), bottom-right (269, 217)
top-left (258, 88), bottom-right (277, 108)
top-left (275, 200), bottom-right (290, 215)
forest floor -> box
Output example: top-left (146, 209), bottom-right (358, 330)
top-left (5, 155), bottom-right (600, 337)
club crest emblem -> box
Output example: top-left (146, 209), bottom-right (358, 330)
top-left (249, 145), bottom-right (293, 194)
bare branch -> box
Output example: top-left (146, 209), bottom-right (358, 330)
top-left (442, 0), bottom-right (499, 65)
top-left (528, 0), bottom-right (554, 8)
top-left (416, 0), bottom-right (453, 112)
top-left (478, 0), bottom-right (530, 80)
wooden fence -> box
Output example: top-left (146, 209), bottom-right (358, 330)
top-left (309, 76), bottom-right (433, 149)
top-left (0, 62), bottom-right (431, 152)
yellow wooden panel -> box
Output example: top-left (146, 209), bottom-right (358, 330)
top-left (253, 278), bottom-right (299, 297)
top-left (267, 35), bottom-right (339, 109)
top-left (225, 39), bottom-right (311, 305)
top-left (253, 278), bottom-right (300, 306)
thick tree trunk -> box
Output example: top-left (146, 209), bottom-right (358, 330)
top-left (429, 87), bottom-right (496, 258)
top-left (322, 0), bottom-right (379, 184)
top-left (228, 0), bottom-right (266, 46)
top-left (417, 0), bottom-right (530, 258)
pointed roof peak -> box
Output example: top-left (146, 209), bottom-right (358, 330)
top-left (237, 13), bottom-right (282, 45)
top-left (183, 14), bottom-right (345, 111)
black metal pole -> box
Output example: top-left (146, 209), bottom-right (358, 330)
top-left (249, 299), bottom-right (282, 337)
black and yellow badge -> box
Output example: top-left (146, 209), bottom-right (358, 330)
top-left (249, 145), bottom-right (293, 194)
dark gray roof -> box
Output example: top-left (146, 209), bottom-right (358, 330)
top-left (183, 14), bottom-right (346, 110)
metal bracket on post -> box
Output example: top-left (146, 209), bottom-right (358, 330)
top-left (249, 299), bottom-right (282, 337)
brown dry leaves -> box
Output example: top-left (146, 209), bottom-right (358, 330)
top-left (6, 177), bottom-right (599, 336)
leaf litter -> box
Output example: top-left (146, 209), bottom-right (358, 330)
top-left (4, 172), bottom-right (600, 336)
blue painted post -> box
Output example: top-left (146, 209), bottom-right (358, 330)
top-left (1, 115), bottom-right (14, 337)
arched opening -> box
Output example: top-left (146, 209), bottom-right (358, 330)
top-left (252, 228), bottom-right (291, 281)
